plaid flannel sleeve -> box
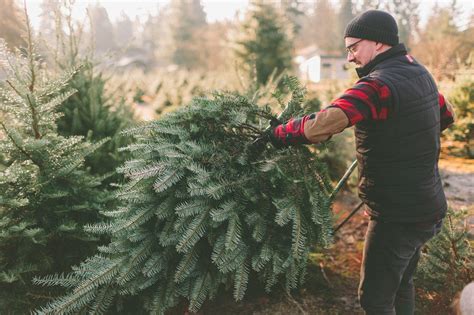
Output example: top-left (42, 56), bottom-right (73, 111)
top-left (327, 77), bottom-right (393, 126)
top-left (439, 93), bottom-right (455, 131)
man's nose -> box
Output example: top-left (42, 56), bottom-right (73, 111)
top-left (347, 52), bottom-right (355, 63)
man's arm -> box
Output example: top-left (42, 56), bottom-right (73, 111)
top-left (271, 108), bottom-right (348, 145)
top-left (303, 108), bottom-right (348, 143)
top-left (439, 93), bottom-right (455, 132)
top-left (272, 78), bottom-right (392, 145)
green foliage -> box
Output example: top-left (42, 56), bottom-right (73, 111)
top-left (150, 71), bottom-right (210, 116)
top-left (280, 0), bottom-right (304, 37)
top-left (46, 1), bottom-right (135, 177)
top-left (132, 87), bottom-right (145, 104)
top-left (416, 209), bottom-right (473, 310)
top-left (446, 62), bottom-right (474, 158)
top-left (56, 61), bottom-right (135, 176)
top-left (236, 1), bottom-right (293, 87)
top-left (0, 25), bottom-right (109, 312)
top-left (35, 76), bottom-right (334, 314)
top-left (169, 0), bottom-right (207, 69)
top-left (302, 90), bottom-right (322, 114)
top-left (109, 68), bottom-right (242, 120)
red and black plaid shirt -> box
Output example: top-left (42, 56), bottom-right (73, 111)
top-left (273, 78), bottom-right (454, 145)
top-left (328, 77), bottom-right (454, 129)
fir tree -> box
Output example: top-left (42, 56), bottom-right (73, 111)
top-left (384, 0), bottom-right (420, 48)
top-left (338, 0), bottom-right (355, 54)
top-left (35, 76), bottom-right (334, 314)
top-left (280, 0), bottom-right (304, 38)
top-left (312, 0), bottom-right (340, 52)
top-left (56, 61), bottom-right (135, 177)
top-left (0, 17), bottom-right (109, 312)
top-left (0, 0), bottom-right (26, 49)
top-left (446, 58), bottom-right (474, 158)
top-left (169, 0), bottom-right (207, 69)
top-left (87, 4), bottom-right (117, 53)
top-left (236, 1), bottom-right (293, 87)
top-left (416, 209), bottom-right (473, 310)
top-left (49, 1), bottom-right (135, 177)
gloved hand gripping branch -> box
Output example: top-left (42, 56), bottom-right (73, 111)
top-left (272, 114), bottom-right (314, 146)
top-left (251, 117), bottom-right (281, 150)
top-left (251, 113), bottom-right (315, 151)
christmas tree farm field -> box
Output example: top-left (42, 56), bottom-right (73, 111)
top-left (34, 77), bottom-right (337, 314)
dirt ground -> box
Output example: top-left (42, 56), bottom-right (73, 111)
top-left (439, 153), bottom-right (474, 235)
top-left (191, 153), bottom-right (474, 315)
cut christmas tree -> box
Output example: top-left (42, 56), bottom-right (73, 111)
top-left (35, 77), bottom-right (334, 314)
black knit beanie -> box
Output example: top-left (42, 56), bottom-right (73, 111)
top-left (344, 10), bottom-right (399, 46)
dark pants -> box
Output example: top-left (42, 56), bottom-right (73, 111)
top-left (358, 218), bottom-right (442, 315)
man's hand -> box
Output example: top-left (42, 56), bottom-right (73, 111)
top-left (250, 117), bottom-right (285, 152)
top-left (251, 114), bottom-right (313, 153)
top-left (273, 116), bottom-right (311, 146)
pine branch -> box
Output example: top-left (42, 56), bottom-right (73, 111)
top-left (233, 259), bottom-right (249, 301)
top-left (176, 212), bottom-right (208, 253)
top-left (26, 94), bottom-right (41, 139)
top-left (189, 272), bottom-right (210, 312)
top-left (116, 241), bottom-right (153, 285)
top-left (72, 258), bottom-right (122, 297)
top-left (174, 249), bottom-right (198, 283)
top-left (1, 122), bottom-right (41, 167)
top-left (23, 3), bottom-right (36, 93)
top-left (88, 284), bottom-right (115, 315)
top-left (225, 214), bottom-right (243, 251)
top-left (112, 206), bottom-right (155, 234)
top-left (142, 252), bottom-right (166, 278)
top-left (291, 208), bottom-right (307, 259)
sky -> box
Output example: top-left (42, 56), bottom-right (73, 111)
top-left (24, 0), bottom-right (249, 26)
top-left (24, 0), bottom-right (473, 30)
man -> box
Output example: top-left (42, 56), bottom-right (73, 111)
top-left (269, 10), bottom-right (455, 315)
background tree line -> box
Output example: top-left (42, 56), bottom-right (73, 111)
top-left (1, 0), bottom-right (472, 82)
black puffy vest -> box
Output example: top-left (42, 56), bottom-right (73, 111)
top-left (355, 44), bottom-right (447, 222)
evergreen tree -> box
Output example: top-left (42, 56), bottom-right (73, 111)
top-left (338, 0), bottom-right (355, 53)
top-left (143, 9), bottom-right (171, 65)
top-left (356, 0), bottom-right (383, 12)
top-left (312, 0), bottom-right (340, 52)
top-left (416, 209), bottom-right (473, 311)
top-left (236, 1), bottom-right (293, 87)
top-left (169, 0), bottom-right (207, 69)
top-left (38, 0), bottom-right (60, 45)
top-left (56, 62), bottom-right (135, 177)
top-left (411, 4), bottom-right (464, 80)
top-left (280, 0), bottom-right (304, 38)
top-left (0, 18), bottom-right (109, 313)
top-left (35, 77), bottom-right (334, 314)
top-left (445, 57), bottom-right (474, 158)
top-left (88, 4), bottom-right (116, 53)
top-left (114, 13), bottom-right (134, 45)
top-left (384, 0), bottom-right (420, 48)
top-left (49, 1), bottom-right (135, 177)
top-left (0, 0), bottom-right (26, 49)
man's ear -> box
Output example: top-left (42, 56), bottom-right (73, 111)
top-left (375, 42), bottom-right (384, 51)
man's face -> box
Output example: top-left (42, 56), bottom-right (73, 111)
top-left (345, 37), bottom-right (378, 67)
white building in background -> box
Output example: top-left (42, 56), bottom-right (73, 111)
top-left (295, 45), bottom-right (349, 83)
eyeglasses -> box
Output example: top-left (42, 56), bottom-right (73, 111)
top-left (346, 39), bottom-right (364, 55)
